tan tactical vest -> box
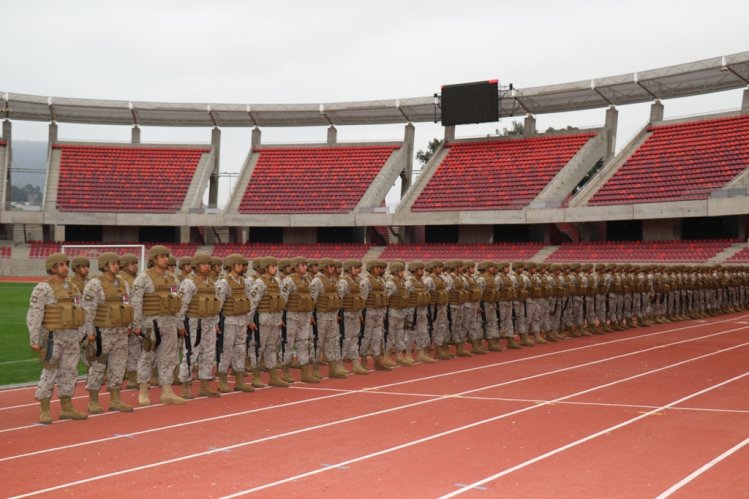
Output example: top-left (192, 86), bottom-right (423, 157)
top-left (498, 273), bottom-right (516, 301)
top-left (464, 275), bottom-right (482, 302)
top-left (387, 276), bottom-right (409, 309)
top-left (222, 275), bottom-right (251, 316)
top-left (286, 274), bottom-right (314, 313)
top-left (186, 275), bottom-right (220, 318)
top-left (342, 275), bottom-right (365, 311)
top-left (481, 273), bottom-right (499, 303)
top-left (429, 274), bottom-right (449, 305)
top-left (530, 274), bottom-right (543, 298)
top-left (364, 274), bottom-right (388, 309)
top-left (43, 279), bottom-right (85, 331)
top-left (118, 270), bottom-right (135, 290)
top-left (448, 274), bottom-right (468, 305)
top-left (407, 276), bottom-right (431, 307)
top-left (315, 275), bottom-right (341, 313)
top-left (94, 276), bottom-right (134, 328)
top-left (256, 275), bottom-right (284, 314)
top-left (67, 274), bottom-right (87, 295)
top-left (142, 269), bottom-right (182, 316)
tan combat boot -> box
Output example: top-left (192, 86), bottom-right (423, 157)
top-left (281, 365), bottom-right (295, 384)
top-left (471, 340), bottom-right (487, 355)
top-left (251, 368), bottom-right (267, 388)
top-left (328, 362), bottom-right (347, 379)
top-left (181, 381), bottom-right (194, 399)
top-left (233, 371), bottom-right (255, 392)
top-left (59, 396), bottom-right (87, 420)
top-left (125, 370), bottom-right (138, 389)
top-left (300, 364), bottom-right (321, 383)
top-left (455, 343), bottom-right (473, 357)
top-left (138, 383), bottom-right (151, 406)
top-left (109, 388), bottom-right (134, 412)
top-left (374, 355), bottom-right (393, 371)
top-left (434, 345), bottom-right (451, 360)
top-left (268, 368), bottom-right (290, 387)
top-left (199, 379), bottom-right (221, 397)
top-left (506, 337), bottom-right (522, 349)
top-left (351, 358), bottom-right (369, 375)
top-left (161, 384), bottom-right (187, 404)
top-left (416, 349), bottom-right (437, 363)
top-left (382, 351), bottom-right (397, 368)
top-left (88, 389), bottom-right (103, 415)
top-left (311, 362), bottom-right (323, 381)
top-left (359, 355), bottom-right (370, 371)
top-left (519, 334), bottom-right (535, 347)
top-left (39, 398), bottom-right (52, 425)
top-left (533, 333), bottom-right (549, 344)
top-left (218, 372), bottom-right (232, 393)
top-left (487, 338), bottom-right (503, 351)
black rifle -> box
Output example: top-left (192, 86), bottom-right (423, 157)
top-left (153, 319), bottom-right (162, 348)
top-left (94, 327), bottom-right (103, 357)
top-left (311, 310), bottom-right (319, 360)
top-left (281, 310), bottom-right (288, 360)
top-left (479, 301), bottom-right (487, 335)
top-left (182, 318), bottom-right (192, 372)
top-left (410, 306), bottom-right (418, 331)
top-left (359, 308), bottom-right (367, 350)
top-left (44, 331), bottom-right (54, 363)
top-left (337, 308), bottom-right (345, 352)
top-left (426, 304), bottom-right (434, 341)
top-left (253, 312), bottom-right (260, 363)
top-left (383, 307), bottom-right (390, 348)
top-left (216, 313), bottom-right (225, 364)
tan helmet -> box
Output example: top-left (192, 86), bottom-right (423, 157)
top-left (319, 258), bottom-right (336, 268)
top-left (71, 256), bottom-right (90, 269)
top-left (98, 252), bottom-right (121, 271)
top-left (389, 261), bottom-right (405, 273)
top-left (192, 252), bottom-right (212, 265)
top-left (407, 261), bottom-right (425, 272)
top-left (307, 259), bottom-right (319, 268)
top-left (278, 258), bottom-right (292, 270)
top-left (210, 257), bottom-right (223, 267)
top-left (46, 252), bottom-right (69, 273)
top-left (477, 260), bottom-right (495, 272)
top-left (178, 256), bottom-right (192, 268)
top-left (224, 253), bottom-right (248, 268)
top-left (343, 259), bottom-right (362, 272)
top-left (259, 256), bottom-right (278, 272)
top-left (291, 256), bottom-right (307, 268)
top-left (120, 253), bottom-right (138, 266)
top-left (168, 255), bottom-right (177, 266)
top-left (366, 259), bottom-right (386, 271)
top-left (147, 245), bottom-right (170, 262)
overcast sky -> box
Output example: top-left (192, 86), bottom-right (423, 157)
top-left (2, 0), bottom-right (747, 207)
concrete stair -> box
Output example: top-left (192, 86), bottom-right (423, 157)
top-left (530, 245), bottom-right (559, 263)
top-left (709, 243), bottom-right (748, 264)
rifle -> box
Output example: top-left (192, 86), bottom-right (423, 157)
top-left (253, 311), bottom-right (260, 364)
top-left (426, 304), bottom-right (434, 341)
top-left (281, 310), bottom-right (288, 360)
top-left (94, 327), bottom-right (103, 357)
top-left (182, 318), bottom-right (192, 373)
top-left (359, 308), bottom-right (367, 350)
top-left (383, 307), bottom-right (390, 349)
top-left (311, 310), bottom-right (319, 360)
top-left (479, 301), bottom-right (487, 335)
top-left (216, 313), bottom-right (225, 364)
top-left (43, 331), bottom-right (54, 364)
top-left (337, 308), bottom-right (345, 352)
top-left (410, 306), bottom-right (418, 331)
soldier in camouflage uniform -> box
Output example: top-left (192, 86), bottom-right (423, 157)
top-left (81, 252), bottom-right (134, 414)
top-left (360, 259), bottom-right (391, 370)
top-left (423, 260), bottom-right (452, 360)
top-left (337, 260), bottom-right (369, 375)
top-left (310, 258), bottom-right (347, 378)
top-left (581, 264), bottom-right (602, 334)
top-left (476, 261), bottom-right (502, 351)
top-left (176, 256), bottom-right (193, 283)
top-left (280, 256), bottom-right (320, 383)
top-left (463, 262), bottom-right (487, 354)
top-left (496, 262), bottom-right (521, 349)
top-left (385, 261), bottom-right (412, 365)
top-left (68, 256), bottom-right (91, 370)
top-left (510, 262), bottom-right (534, 347)
top-left (131, 245), bottom-right (186, 406)
top-left (525, 262), bottom-right (547, 344)
top-left (28, 253), bottom-right (88, 424)
top-left (118, 253), bottom-right (141, 388)
top-left (209, 257), bottom-right (223, 282)
top-left (444, 260), bottom-right (471, 356)
top-left (404, 261), bottom-right (436, 363)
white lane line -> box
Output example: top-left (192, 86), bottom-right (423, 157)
top-left (3, 323), bottom-right (747, 461)
top-left (655, 436), bottom-right (749, 498)
top-left (441, 372), bottom-right (749, 498)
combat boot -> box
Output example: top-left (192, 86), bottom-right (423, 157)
top-left (519, 334), bottom-right (535, 347)
top-left (382, 351), bottom-right (397, 368)
top-left (289, 356), bottom-right (302, 369)
top-left (39, 398), bottom-right (52, 425)
top-left (59, 396), bottom-right (87, 420)
top-left (125, 370), bottom-right (138, 389)
top-left (181, 381), bottom-right (194, 399)
top-left (267, 368), bottom-right (289, 387)
top-left (217, 372), bottom-right (231, 393)
top-left (455, 343), bottom-right (473, 357)
top-left (359, 355), bottom-right (370, 371)
top-left (300, 364), bottom-right (321, 383)
top-left (312, 362), bottom-right (323, 380)
top-left (351, 358), bottom-right (369, 375)
top-left (435, 345), bottom-right (452, 360)
top-left (109, 388), bottom-right (133, 412)
top-left (487, 338), bottom-right (503, 351)
top-left (533, 333), bottom-right (549, 344)
top-left (281, 365), bottom-right (295, 384)
top-left (172, 365), bottom-right (180, 385)
top-left (88, 389), bottom-right (103, 415)
top-left (251, 368), bottom-right (267, 388)
top-left (234, 371), bottom-right (255, 392)
top-left (199, 379), bottom-right (221, 397)
top-left (506, 337), bottom-right (522, 349)
top-left (395, 352), bottom-right (410, 366)
top-left (471, 340), bottom-right (487, 354)
top-left (416, 349), bottom-right (437, 363)
top-left (375, 355), bottom-right (393, 370)
top-left (404, 349), bottom-right (416, 364)
top-left (138, 383), bottom-right (151, 406)
top-left (161, 384), bottom-right (187, 405)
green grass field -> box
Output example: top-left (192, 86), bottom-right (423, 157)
top-left (0, 282), bottom-right (43, 386)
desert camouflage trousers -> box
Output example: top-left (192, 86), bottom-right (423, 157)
top-left (137, 316), bottom-right (179, 386)
top-left (85, 329), bottom-right (128, 391)
top-left (359, 308), bottom-right (385, 357)
top-left (217, 322), bottom-right (248, 375)
top-left (284, 311), bottom-right (312, 365)
top-left (35, 329), bottom-right (81, 400)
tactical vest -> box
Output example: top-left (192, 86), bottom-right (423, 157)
top-left (448, 274), bottom-right (468, 305)
top-left (94, 276), bottom-right (134, 328)
top-left (142, 269), bottom-right (182, 316)
top-left (118, 270), bottom-right (135, 290)
top-left (498, 273), bottom-right (516, 301)
top-left (557, 276), bottom-right (569, 297)
top-left (222, 275), bottom-right (251, 316)
top-left (364, 274), bottom-right (388, 309)
top-left (67, 275), bottom-right (88, 295)
top-left (613, 274), bottom-right (623, 293)
top-left (516, 274), bottom-right (529, 301)
top-left (530, 275), bottom-right (543, 299)
top-left (542, 275), bottom-right (554, 298)
top-left (464, 275), bottom-right (482, 302)
top-left (286, 274), bottom-right (314, 313)
top-left (387, 276), bottom-right (409, 309)
top-left (429, 274), bottom-right (449, 305)
top-left (315, 275), bottom-right (341, 313)
top-left (256, 275), bottom-right (285, 314)
top-left (481, 273), bottom-right (499, 303)
top-left (407, 276), bottom-right (431, 307)
top-left (342, 275), bottom-right (365, 311)
top-left (43, 279), bottom-right (85, 331)
top-left (186, 275), bottom-right (220, 318)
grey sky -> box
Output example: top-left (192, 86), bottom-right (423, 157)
top-left (2, 0), bottom-right (747, 206)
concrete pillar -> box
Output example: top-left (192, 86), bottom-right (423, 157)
top-left (400, 123), bottom-right (415, 198)
top-left (443, 125), bottom-right (455, 143)
top-left (48, 122), bottom-right (58, 145)
top-left (327, 126), bottom-right (337, 145)
top-left (53, 224), bottom-right (65, 242)
top-left (649, 100), bottom-right (664, 122)
top-left (179, 226), bottom-right (190, 243)
top-left (3, 119), bottom-right (11, 182)
top-left (208, 127), bottom-right (221, 209)
top-left (523, 114), bottom-right (536, 137)
top-left (250, 127), bottom-right (262, 150)
top-left (604, 106), bottom-right (618, 159)
top-left (742, 88), bottom-right (749, 115)
top-left (131, 126), bottom-right (141, 144)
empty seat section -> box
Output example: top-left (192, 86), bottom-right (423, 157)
top-left (55, 144), bottom-right (209, 213)
top-left (726, 247), bottom-right (749, 263)
top-left (411, 133), bottom-right (595, 212)
top-left (0, 247), bottom-right (10, 259)
top-left (379, 243), bottom-right (543, 262)
top-left (546, 240), bottom-right (737, 263)
top-left (589, 116), bottom-right (749, 205)
top-left (238, 145), bottom-right (399, 213)
top-left (212, 243), bottom-right (370, 259)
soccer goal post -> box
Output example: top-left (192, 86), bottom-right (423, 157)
top-left (60, 244), bottom-right (147, 274)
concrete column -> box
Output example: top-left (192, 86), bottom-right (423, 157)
top-left (208, 127), bottom-right (221, 209)
top-left (604, 106), bottom-right (618, 159)
top-left (179, 226), bottom-right (190, 243)
top-left (443, 125), bottom-right (455, 142)
top-left (250, 127), bottom-right (262, 151)
top-left (2, 120), bottom-right (11, 171)
top-left (53, 224), bottom-right (65, 242)
top-left (649, 100), bottom-right (664, 122)
top-left (523, 114), bottom-right (536, 137)
top-left (742, 88), bottom-right (749, 115)
top-left (400, 123), bottom-right (415, 198)
top-left (48, 122), bottom-right (58, 144)
top-left (131, 126), bottom-right (141, 144)
top-left (327, 126), bottom-right (337, 145)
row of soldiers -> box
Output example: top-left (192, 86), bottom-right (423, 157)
top-left (28, 247), bottom-right (749, 423)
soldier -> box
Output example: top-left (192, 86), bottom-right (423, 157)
top-left (81, 252), bottom-right (134, 414)
top-left (581, 264), bottom-right (601, 334)
top-left (28, 253), bottom-right (88, 424)
top-left (68, 256), bottom-right (91, 294)
top-left (443, 260), bottom-right (470, 356)
top-left (119, 253), bottom-right (141, 388)
top-left (385, 261), bottom-right (412, 365)
top-left (215, 253), bottom-right (255, 393)
top-left (168, 255), bottom-right (178, 276)
top-left (511, 262), bottom-right (534, 347)
top-left (497, 262), bottom-right (521, 349)
top-left (463, 262), bottom-right (486, 354)
top-left (337, 260), bottom-right (368, 375)
top-left (209, 257), bottom-right (224, 282)
top-left (404, 261), bottom-right (435, 363)
top-left (249, 256), bottom-right (291, 387)
top-left (359, 259), bottom-right (391, 371)
top-left (131, 245), bottom-right (186, 406)
top-left (310, 258), bottom-right (347, 378)
top-left (277, 259), bottom-right (292, 281)
top-left (476, 261), bottom-right (502, 351)
top-left (593, 263), bottom-right (610, 332)
top-left (176, 256), bottom-right (193, 283)
top-left (280, 256), bottom-right (320, 383)
top-left (539, 264), bottom-right (560, 342)
top-left (423, 260), bottom-right (451, 359)
top-left (525, 262), bottom-right (547, 344)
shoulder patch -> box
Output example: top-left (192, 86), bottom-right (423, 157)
top-left (84, 294), bottom-right (94, 301)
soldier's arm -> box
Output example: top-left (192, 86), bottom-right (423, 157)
top-left (248, 279), bottom-right (265, 317)
top-left (280, 276), bottom-right (295, 303)
top-left (309, 277), bottom-right (322, 302)
top-left (130, 273), bottom-right (149, 325)
top-left (477, 276), bottom-right (486, 293)
top-left (336, 278), bottom-right (348, 299)
top-left (81, 279), bottom-right (103, 340)
top-left (359, 277), bottom-right (370, 301)
top-left (384, 278), bottom-right (396, 298)
top-left (176, 279), bottom-right (195, 322)
top-left (27, 282), bottom-right (51, 349)
top-left (217, 280), bottom-right (230, 311)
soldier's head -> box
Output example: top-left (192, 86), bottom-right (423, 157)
top-left (178, 256), bottom-right (193, 275)
top-left (119, 254), bottom-right (139, 276)
top-left (498, 262), bottom-right (510, 274)
top-left (464, 261), bottom-right (476, 274)
top-left (291, 256), bottom-right (308, 275)
top-left (512, 261), bottom-right (524, 273)
top-left (210, 257), bottom-right (223, 275)
top-left (224, 253), bottom-right (248, 276)
top-left (46, 252), bottom-right (69, 278)
top-left (259, 256), bottom-right (278, 276)
top-left (525, 261), bottom-right (537, 274)
top-left (192, 253), bottom-right (213, 277)
top-left (278, 259), bottom-right (292, 276)
top-left (389, 261), bottom-right (405, 278)
top-left (344, 260), bottom-right (362, 277)
top-left (319, 258), bottom-right (336, 277)
top-left (147, 245), bottom-right (170, 270)
top-left (167, 255), bottom-right (177, 273)
top-left (98, 252), bottom-right (121, 276)
top-left (478, 261), bottom-right (496, 275)
top-left (71, 256), bottom-right (90, 278)
top-left (334, 261), bottom-right (344, 277)
top-left (366, 259), bottom-right (386, 277)
top-left (427, 260), bottom-right (444, 275)
top-left (408, 261), bottom-right (425, 278)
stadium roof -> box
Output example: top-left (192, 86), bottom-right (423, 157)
top-left (2, 52), bottom-right (748, 127)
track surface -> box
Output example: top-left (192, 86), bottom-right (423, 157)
top-left (2, 313), bottom-right (747, 498)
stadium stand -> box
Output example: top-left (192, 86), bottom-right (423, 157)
top-left (211, 243), bottom-right (370, 259)
top-left (726, 246), bottom-right (749, 263)
top-left (29, 242), bottom-right (62, 259)
top-left (411, 133), bottom-right (596, 211)
top-left (0, 247), bottom-right (10, 259)
top-left (588, 115), bottom-right (749, 205)
top-left (238, 145), bottom-right (400, 213)
top-left (55, 144), bottom-right (210, 212)
top-left (378, 243), bottom-right (544, 261)
top-left (29, 242), bottom-right (200, 259)
top-left (546, 240), bottom-right (737, 263)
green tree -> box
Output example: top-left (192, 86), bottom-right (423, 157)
top-left (416, 138), bottom-right (443, 167)
top-left (10, 184), bottom-right (42, 205)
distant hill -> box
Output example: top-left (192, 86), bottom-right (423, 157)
top-left (9, 141), bottom-right (47, 205)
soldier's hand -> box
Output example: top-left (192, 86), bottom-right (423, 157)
top-left (132, 326), bottom-right (142, 336)
top-left (87, 335), bottom-right (96, 343)
top-left (216, 325), bottom-right (222, 335)
top-left (310, 317), bottom-right (317, 326)
top-left (178, 327), bottom-right (187, 337)
top-left (248, 323), bottom-right (257, 331)
top-left (30, 343), bottom-right (41, 353)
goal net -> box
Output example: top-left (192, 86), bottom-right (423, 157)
top-left (60, 244), bottom-right (146, 274)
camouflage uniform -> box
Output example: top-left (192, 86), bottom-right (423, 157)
top-left (496, 264), bottom-right (517, 344)
top-left (280, 258), bottom-right (319, 382)
top-left (310, 259), bottom-right (345, 376)
top-left (404, 261), bottom-right (434, 361)
top-left (337, 262), bottom-right (366, 366)
top-left (476, 261), bottom-right (501, 350)
top-left (359, 260), bottom-right (388, 367)
top-left (423, 261), bottom-right (451, 359)
top-left (462, 263), bottom-right (485, 352)
top-left (216, 266), bottom-right (252, 380)
top-left (385, 262), bottom-right (410, 362)
top-left (119, 254), bottom-right (141, 386)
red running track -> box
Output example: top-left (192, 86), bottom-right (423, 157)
top-left (1, 313), bottom-right (747, 498)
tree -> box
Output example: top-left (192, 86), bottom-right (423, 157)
top-left (416, 138), bottom-right (443, 167)
top-left (10, 184), bottom-right (42, 205)
top-left (494, 120), bottom-right (524, 137)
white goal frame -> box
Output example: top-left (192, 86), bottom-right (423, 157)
top-left (60, 244), bottom-right (146, 274)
